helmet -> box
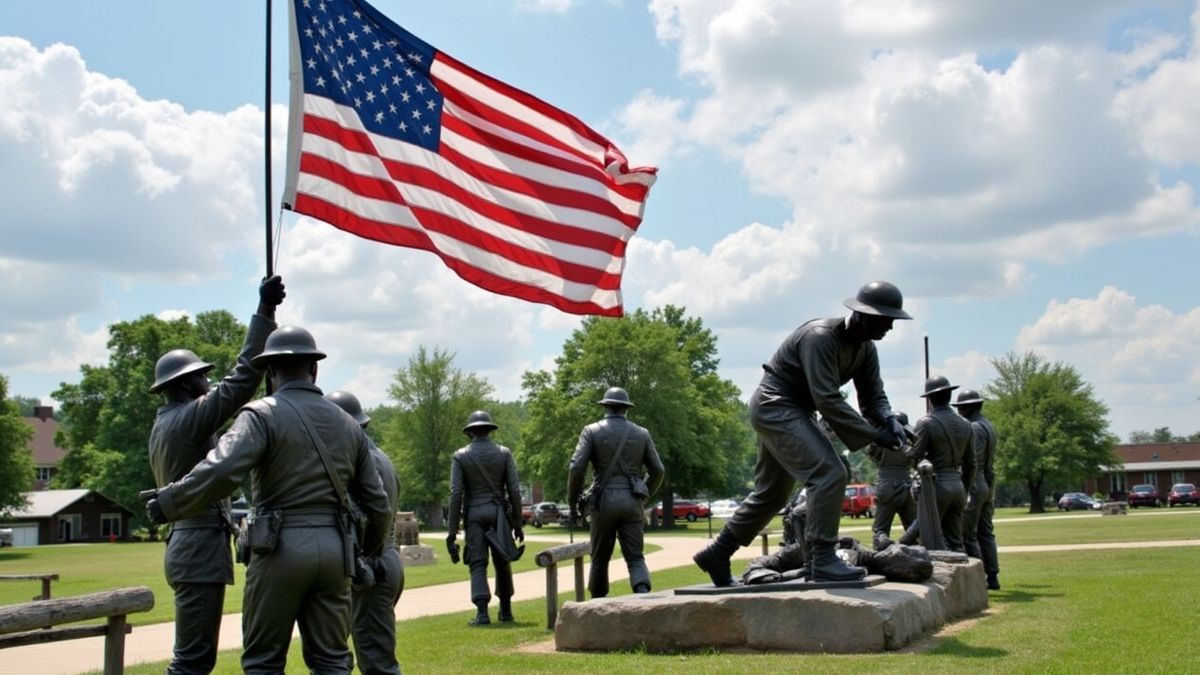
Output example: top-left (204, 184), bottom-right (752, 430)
top-left (462, 410), bottom-right (498, 433)
top-left (149, 349), bottom-right (214, 393)
top-left (894, 411), bottom-right (909, 427)
top-left (327, 390), bottom-right (370, 426)
top-left (251, 326), bottom-right (327, 367)
top-left (919, 375), bottom-right (959, 398)
top-left (952, 389), bottom-right (985, 407)
top-left (843, 281), bottom-right (913, 320)
top-left (597, 387), bottom-right (634, 407)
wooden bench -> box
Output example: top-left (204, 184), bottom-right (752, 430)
top-left (0, 586), bottom-right (154, 675)
top-left (534, 541), bottom-right (589, 629)
top-left (0, 573), bottom-right (59, 602)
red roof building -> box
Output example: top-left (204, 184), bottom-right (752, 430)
top-left (1084, 441), bottom-right (1200, 501)
top-left (22, 406), bottom-right (68, 490)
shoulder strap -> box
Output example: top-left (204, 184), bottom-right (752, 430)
top-left (277, 395), bottom-right (350, 509)
top-left (461, 449), bottom-right (506, 502)
top-left (595, 423), bottom-right (634, 487)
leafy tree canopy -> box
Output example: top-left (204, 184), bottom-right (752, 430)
top-left (0, 374), bottom-right (35, 514)
top-left (519, 306), bottom-right (754, 521)
top-left (51, 311), bottom-right (250, 525)
top-left (985, 352), bottom-right (1118, 513)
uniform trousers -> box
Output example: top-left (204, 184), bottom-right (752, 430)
top-left (963, 481), bottom-right (999, 576)
top-left (872, 471), bottom-right (917, 541)
top-left (241, 519), bottom-right (351, 675)
top-left (464, 502), bottom-right (513, 604)
top-left (164, 525), bottom-right (230, 675)
top-left (723, 392), bottom-right (849, 549)
top-left (587, 488), bottom-right (649, 597)
top-left (351, 546), bottom-right (404, 675)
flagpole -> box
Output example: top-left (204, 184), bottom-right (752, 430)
top-left (264, 0), bottom-right (275, 278)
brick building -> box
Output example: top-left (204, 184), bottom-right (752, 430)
top-left (1083, 441), bottom-right (1200, 500)
top-left (1, 489), bottom-right (134, 546)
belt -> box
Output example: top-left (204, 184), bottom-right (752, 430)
top-left (934, 469), bottom-right (964, 480)
top-left (173, 514), bottom-right (228, 530)
top-left (271, 506), bottom-right (341, 529)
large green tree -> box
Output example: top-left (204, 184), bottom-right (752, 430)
top-left (1127, 427), bottom-right (1200, 443)
top-left (985, 352), bottom-right (1118, 513)
top-left (0, 374), bottom-right (35, 514)
top-left (520, 306), bottom-right (754, 525)
top-left (382, 347), bottom-right (492, 528)
top-left (52, 311), bottom-right (250, 526)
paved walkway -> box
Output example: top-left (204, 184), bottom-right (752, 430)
top-left (8, 519), bottom-right (1200, 674)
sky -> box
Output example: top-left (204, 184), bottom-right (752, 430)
top-left (1, 0), bottom-right (1198, 442)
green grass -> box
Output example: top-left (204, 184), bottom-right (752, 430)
top-left (111, 545), bottom-right (1200, 674)
top-left (0, 540), bottom-right (657, 625)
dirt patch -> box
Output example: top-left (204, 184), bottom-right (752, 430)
top-left (513, 637), bottom-right (560, 654)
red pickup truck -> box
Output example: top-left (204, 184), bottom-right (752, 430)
top-left (842, 484), bottom-right (875, 518)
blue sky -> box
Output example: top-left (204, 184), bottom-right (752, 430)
top-left (1, 1), bottom-right (1198, 441)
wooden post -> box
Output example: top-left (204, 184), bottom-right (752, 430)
top-left (544, 562), bottom-right (559, 630)
top-left (103, 614), bottom-right (126, 675)
top-left (760, 531), bottom-right (770, 555)
top-left (573, 557), bottom-right (585, 602)
top-left (39, 576), bottom-right (53, 601)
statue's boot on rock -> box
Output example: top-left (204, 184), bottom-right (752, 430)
top-left (693, 530), bottom-right (739, 587)
top-left (808, 543), bottom-right (866, 581)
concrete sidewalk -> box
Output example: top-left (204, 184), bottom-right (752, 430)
top-left (2, 533), bottom-right (740, 674)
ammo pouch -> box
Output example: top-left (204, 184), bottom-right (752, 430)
top-left (248, 510), bottom-right (282, 555)
top-left (631, 476), bottom-right (650, 500)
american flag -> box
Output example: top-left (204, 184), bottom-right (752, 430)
top-left (282, 0), bottom-right (657, 316)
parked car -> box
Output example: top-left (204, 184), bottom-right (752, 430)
top-left (1057, 492), bottom-right (1100, 511)
top-left (529, 501), bottom-right (561, 527)
top-left (1127, 484), bottom-right (1161, 508)
top-left (1168, 483), bottom-right (1199, 507)
top-left (842, 484), bottom-right (875, 518)
top-left (654, 499), bottom-right (712, 522)
top-left (710, 499), bottom-right (740, 518)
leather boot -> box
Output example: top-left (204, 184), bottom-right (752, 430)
top-left (468, 601), bottom-right (490, 626)
top-left (986, 574), bottom-right (1001, 591)
top-left (693, 529), bottom-right (739, 587)
top-left (498, 597), bottom-right (514, 622)
top-left (808, 542), bottom-right (866, 582)
top-left (633, 582), bottom-right (651, 593)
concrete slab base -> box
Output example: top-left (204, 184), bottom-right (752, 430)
top-left (554, 559), bottom-right (987, 653)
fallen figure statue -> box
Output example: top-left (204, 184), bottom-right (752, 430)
top-left (739, 537), bottom-right (933, 585)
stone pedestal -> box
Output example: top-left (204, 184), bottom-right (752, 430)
top-left (555, 559), bottom-right (987, 653)
top-left (398, 544), bottom-right (436, 566)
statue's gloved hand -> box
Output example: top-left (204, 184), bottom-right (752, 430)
top-left (258, 275), bottom-right (287, 307)
top-left (445, 534), bottom-right (460, 564)
top-left (873, 426), bottom-right (901, 450)
top-left (145, 498), bottom-right (168, 525)
top-left (512, 526), bottom-right (524, 543)
top-left (887, 415), bottom-right (906, 441)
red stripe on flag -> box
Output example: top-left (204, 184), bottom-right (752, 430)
top-left (291, 192), bottom-right (623, 317)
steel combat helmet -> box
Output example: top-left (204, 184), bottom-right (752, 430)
top-left (149, 349), bottom-right (214, 393)
top-left (462, 410), bottom-right (499, 433)
top-left (327, 390), bottom-right (370, 426)
top-left (843, 281), bottom-right (913, 320)
top-left (251, 325), bottom-right (327, 367)
top-left (919, 375), bottom-right (959, 398)
top-left (597, 387), bottom-right (634, 407)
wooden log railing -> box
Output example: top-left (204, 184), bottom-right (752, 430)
top-left (534, 541), bottom-right (589, 630)
top-left (0, 586), bottom-right (155, 675)
top-left (0, 573), bottom-right (60, 602)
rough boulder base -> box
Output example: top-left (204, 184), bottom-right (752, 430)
top-left (554, 559), bottom-right (987, 653)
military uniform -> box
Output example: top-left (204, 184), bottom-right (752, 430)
top-left (870, 441), bottom-right (916, 548)
top-left (155, 381), bottom-right (391, 675)
top-left (446, 435), bottom-right (523, 611)
top-left (960, 408), bottom-right (999, 581)
top-left (351, 441), bottom-right (403, 675)
top-left (730, 317), bottom-right (895, 554)
top-left (567, 408), bottom-right (665, 597)
top-left (147, 312), bottom-right (274, 674)
top-left (901, 404), bottom-right (976, 552)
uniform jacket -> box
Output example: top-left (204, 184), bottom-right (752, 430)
top-left (369, 439), bottom-right (399, 547)
top-left (446, 437), bottom-right (522, 536)
top-left (156, 381), bottom-right (392, 558)
top-left (758, 317), bottom-right (894, 451)
top-left (567, 414), bottom-right (665, 507)
top-left (908, 404), bottom-right (976, 486)
top-left (964, 411), bottom-right (998, 488)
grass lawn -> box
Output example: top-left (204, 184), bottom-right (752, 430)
top-left (0, 540), bottom-right (657, 625)
top-left (111, 544), bottom-right (1200, 674)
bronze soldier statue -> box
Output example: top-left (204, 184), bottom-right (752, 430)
top-left (146, 274), bottom-right (284, 675)
top-left (870, 411), bottom-right (917, 550)
top-left (327, 390), bottom-right (403, 675)
top-left (567, 387), bottom-right (665, 598)
top-left (146, 325), bottom-right (392, 674)
top-left (955, 389), bottom-right (1001, 589)
top-left (898, 376), bottom-right (977, 552)
top-left (694, 281), bottom-right (912, 586)
top-left (446, 410), bottom-right (524, 626)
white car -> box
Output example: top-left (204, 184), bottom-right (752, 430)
top-left (710, 499), bottom-right (740, 518)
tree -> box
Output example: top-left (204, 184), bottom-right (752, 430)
top-left (520, 306), bottom-right (754, 526)
top-left (1127, 427), bottom-right (1197, 444)
top-left (0, 374), bottom-right (35, 514)
top-left (985, 352), bottom-right (1118, 513)
top-left (8, 394), bottom-right (44, 418)
top-left (382, 347), bottom-right (492, 529)
top-left (52, 311), bottom-right (250, 526)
